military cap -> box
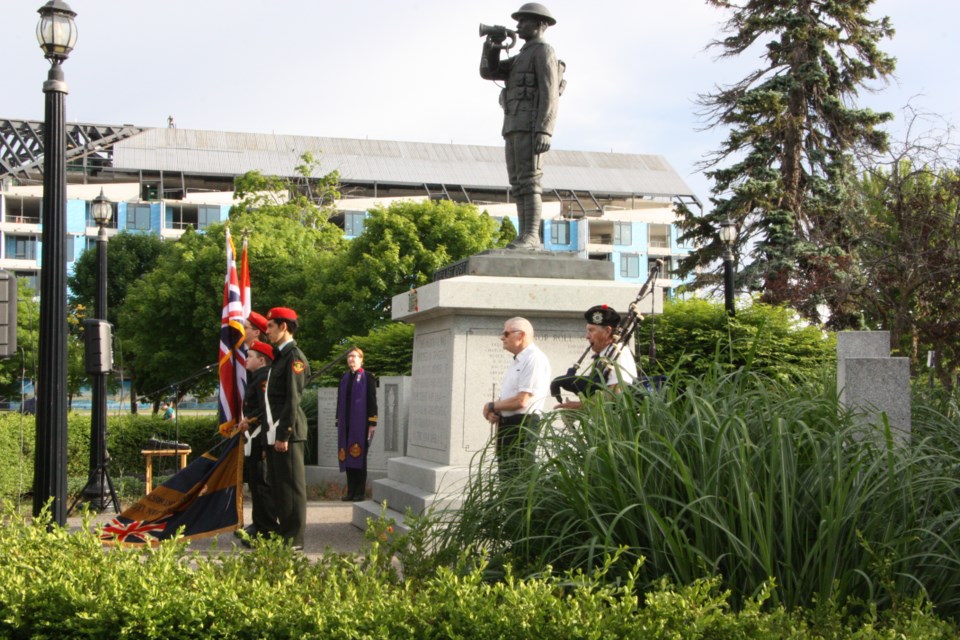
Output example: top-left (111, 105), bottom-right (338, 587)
top-left (247, 311), bottom-right (268, 333)
top-left (585, 304), bottom-right (620, 327)
top-left (249, 340), bottom-right (274, 361)
top-left (267, 307), bottom-right (298, 322)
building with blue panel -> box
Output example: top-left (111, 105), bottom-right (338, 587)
top-left (0, 119), bottom-right (701, 293)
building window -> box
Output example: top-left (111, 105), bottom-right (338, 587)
top-left (613, 221), bottom-right (632, 246)
top-left (198, 205), bottom-right (220, 230)
top-left (66, 235), bottom-right (75, 262)
top-left (649, 224), bottom-right (670, 248)
top-left (6, 235), bottom-right (38, 260)
top-left (344, 211), bottom-right (367, 236)
top-left (620, 253), bottom-right (640, 279)
top-left (127, 204), bottom-right (151, 230)
top-left (551, 220), bottom-right (570, 245)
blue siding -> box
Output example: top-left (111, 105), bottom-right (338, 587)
top-left (117, 202), bottom-right (128, 230)
top-left (150, 202), bottom-right (162, 231)
top-left (66, 199), bottom-right (86, 233)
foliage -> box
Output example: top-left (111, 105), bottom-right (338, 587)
top-left (307, 199), bottom-right (503, 346)
top-left (0, 279), bottom-right (39, 401)
top-left (0, 412), bottom-right (218, 502)
top-left (635, 297), bottom-right (835, 382)
top-left (851, 108), bottom-right (960, 389)
top-left (310, 322), bottom-right (414, 387)
top-left (231, 151), bottom-right (341, 229)
top-left (680, 0), bottom-right (895, 325)
top-left (117, 216), bottom-right (341, 402)
top-left (434, 364), bottom-right (960, 618)
top-left (0, 505), bottom-right (957, 638)
top-left (68, 231), bottom-right (169, 328)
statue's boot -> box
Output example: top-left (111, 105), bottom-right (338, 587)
top-left (516, 194), bottom-right (543, 250)
top-left (506, 195), bottom-right (527, 249)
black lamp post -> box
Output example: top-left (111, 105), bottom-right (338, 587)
top-left (33, 0), bottom-right (77, 525)
top-left (80, 188), bottom-right (114, 511)
top-left (720, 218), bottom-right (736, 317)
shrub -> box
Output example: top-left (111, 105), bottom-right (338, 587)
top-left (635, 297), bottom-right (835, 382)
top-left (0, 412), bottom-right (218, 502)
top-left (0, 505), bottom-right (956, 638)
top-left (435, 363), bottom-right (960, 618)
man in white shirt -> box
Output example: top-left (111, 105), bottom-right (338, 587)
top-left (482, 317), bottom-right (552, 478)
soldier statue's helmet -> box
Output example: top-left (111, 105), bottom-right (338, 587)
top-left (512, 2), bottom-right (557, 26)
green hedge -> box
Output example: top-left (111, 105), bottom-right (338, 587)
top-left (0, 413), bottom-right (219, 501)
top-left (0, 507), bottom-right (955, 639)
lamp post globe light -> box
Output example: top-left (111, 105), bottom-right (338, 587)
top-left (719, 218), bottom-right (737, 317)
top-left (80, 188), bottom-right (116, 512)
top-left (33, 0), bottom-right (77, 525)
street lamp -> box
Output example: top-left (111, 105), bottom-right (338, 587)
top-left (79, 188), bottom-right (116, 512)
top-left (33, 0), bottom-right (77, 525)
top-left (719, 218), bottom-right (736, 317)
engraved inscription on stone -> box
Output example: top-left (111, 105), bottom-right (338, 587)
top-left (409, 329), bottom-right (452, 451)
top-left (315, 388), bottom-right (340, 467)
top-left (383, 383), bottom-right (399, 452)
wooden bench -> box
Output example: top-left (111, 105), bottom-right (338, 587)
top-left (141, 448), bottom-right (192, 494)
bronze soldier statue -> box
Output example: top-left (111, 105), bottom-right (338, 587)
top-left (480, 3), bottom-right (563, 250)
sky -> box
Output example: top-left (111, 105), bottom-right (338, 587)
top-left (4, 0), bottom-right (958, 209)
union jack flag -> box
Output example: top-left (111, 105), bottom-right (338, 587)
top-left (218, 229), bottom-right (245, 437)
top-left (101, 515), bottom-right (172, 544)
top-left (235, 236), bottom-right (252, 407)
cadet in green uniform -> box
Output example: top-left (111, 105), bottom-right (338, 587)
top-left (237, 339), bottom-right (278, 540)
top-left (263, 307), bottom-right (311, 549)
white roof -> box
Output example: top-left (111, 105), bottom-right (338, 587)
top-left (112, 128), bottom-right (698, 200)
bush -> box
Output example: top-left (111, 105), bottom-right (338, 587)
top-left (435, 363), bottom-right (960, 618)
top-left (0, 412), bottom-right (218, 502)
top-left (0, 505), bottom-right (955, 638)
top-left (635, 297), bottom-right (835, 382)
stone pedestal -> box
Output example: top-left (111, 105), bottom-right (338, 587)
top-left (836, 331), bottom-right (911, 442)
top-left (353, 274), bottom-right (662, 530)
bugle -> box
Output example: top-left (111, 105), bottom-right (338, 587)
top-left (479, 23), bottom-right (517, 51)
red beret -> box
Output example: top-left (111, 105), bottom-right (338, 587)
top-left (249, 341), bottom-right (274, 360)
top-left (267, 307), bottom-right (298, 322)
top-left (247, 311), bottom-right (267, 333)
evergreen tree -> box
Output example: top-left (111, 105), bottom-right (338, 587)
top-left (679, 0), bottom-right (895, 325)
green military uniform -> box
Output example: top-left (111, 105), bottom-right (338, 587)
top-left (265, 339), bottom-right (310, 547)
top-left (243, 364), bottom-right (277, 535)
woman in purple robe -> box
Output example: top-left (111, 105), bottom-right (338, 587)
top-left (336, 347), bottom-right (378, 501)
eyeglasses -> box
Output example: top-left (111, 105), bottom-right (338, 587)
top-left (501, 329), bottom-right (522, 338)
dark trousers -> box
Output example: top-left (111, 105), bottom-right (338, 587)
top-left (244, 439), bottom-right (277, 534)
top-left (267, 441), bottom-right (306, 547)
top-left (496, 413), bottom-right (539, 479)
top-left (345, 467), bottom-right (367, 500)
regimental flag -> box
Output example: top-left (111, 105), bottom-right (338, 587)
top-left (218, 229), bottom-right (245, 437)
top-left (100, 434), bottom-right (244, 545)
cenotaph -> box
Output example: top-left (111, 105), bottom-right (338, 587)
top-left (353, 253), bottom-right (662, 530)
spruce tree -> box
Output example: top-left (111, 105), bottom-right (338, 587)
top-left (679, 0), bottom-right (895, 325)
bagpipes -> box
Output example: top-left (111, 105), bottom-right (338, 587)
top-left (550, 259), bottom-right (663, 401)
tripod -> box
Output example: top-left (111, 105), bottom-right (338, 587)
top-left (69, 452), bottom-right (120, 515)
